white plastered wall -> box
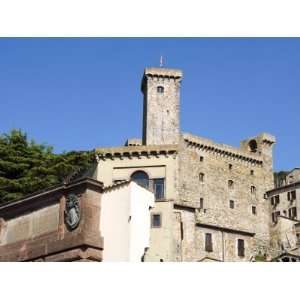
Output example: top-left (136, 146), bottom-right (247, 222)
top-left (100, 182), bottom-right (154, 262)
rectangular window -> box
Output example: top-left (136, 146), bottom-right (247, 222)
top-left (272, 212), bottom-right (276, 223)
top-left (230, 200), bottom-right (234, 209)
top-left (238, 239), bottom-right (245, 257)
top-left (293, 207), bottom-right (297, 218)
top-left (180, 221), bottom-right (184, 241)
top-left (272, 211), bottom-right (280, 223)
top-left (151, 214), bottom-right (161, 228)
top-left (205, 233), bottom-right (213, 252)
top-left (289, 207), bottom-right (297, 219)
top-left (153, 178), bottom-right (165, 200)
top-left (271, 197), bottom-right (275, 206)
top-left (275, 195), bottom-right (280, 205)
top-left (200, 156), bottom-right (204, 162)
top-left (287, 192), bottom-right (291, 201)
top-left (250, 170), bottom-right (254, 176)
top-left (200, 198), bottom-right (204, 209)
top-left (291, 190), bottom-right (297, 200)
top-left (229, 164), bottom-right (233, 170)
top-left (252, 206), bottom-right (257, 215)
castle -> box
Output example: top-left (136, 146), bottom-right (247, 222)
top-left (96, 67), bottom-right (278, 262)
top-left (0, 66), bottom-right (299, 262)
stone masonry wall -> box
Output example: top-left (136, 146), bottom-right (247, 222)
top-left (175, 133), bottom-right (275, 261)
top-left (142, 68), bottom-right (182, 145)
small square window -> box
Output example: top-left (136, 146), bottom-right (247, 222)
top-left (200, 156), bottom-right (204, 162)
top-left (252, 206), bottom-right (257, 215)
top-left (251, 186), bottom-right (256, 194)
top-left (250, 170), bottom-right (254, 176)
top-left (151, 214), bottom-right (161, 228)
top-left (229, 164), bottom-right (233, 170)
top-left (230, 200), bottom-right (235, 209)
top-left (157, 86), bottom-right (164, 93)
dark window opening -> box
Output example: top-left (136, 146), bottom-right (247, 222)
top-left (200, 156), bottom-right (204, 162)
top-left (288, 207), bottom-right (297, 219)
top-left (180, 221), bottom-right (184, 241)
top-left (160, 259), bottom-right (164, 262)
top-left (238, 239), bottom-right (245, 257)
top-left (205, 233), bottom-right (213, 252)
top-left (199, 173), bottom-right (205, 182)
top-left (151, 214), bottom-right (161, 228)
top-left (249, 140), bottom-right (258, 153)
top-left (252, 206), bottom-right (257, 215)
top-left (250, 170), bottom-right (254, 176)
top-left (272, 211), bottom-right (281, 223)
top-left (229, 164), bottom-right (233, 170)
top-left (157, 86), bottom-right (164, 93)
top-left (131, 171), bottom-right (149, 189)
top-left (251, 186), bottom-right (256, 194)
top-left (228, 180), bottom-right (234, 189)
top-left (230, 200), bottom-right (235, 209)
top-left (200, 198), bottom-right (204, 209)
top-left (282, 257), bottom-right (290, 262)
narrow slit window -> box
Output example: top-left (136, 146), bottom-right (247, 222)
top-left (199, 173), bottom-right (205, 182)
top-left (238, 239), bottom-right (245, 257)
top-left (205, 233), bottom-right (213, 252)
top-left (228, 180), bottom-right (234, 189)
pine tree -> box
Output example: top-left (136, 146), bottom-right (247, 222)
top-left (0, 129), bottom-right (95, 203)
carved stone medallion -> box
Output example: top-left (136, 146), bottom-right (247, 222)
top-left (64, 193), bottom-right (81, 230)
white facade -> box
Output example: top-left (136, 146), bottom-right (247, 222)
top-left (100, 181), bottom-right (155, 262)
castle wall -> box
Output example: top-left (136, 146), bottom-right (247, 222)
top-left (175, 133), bottom-right (275, 260)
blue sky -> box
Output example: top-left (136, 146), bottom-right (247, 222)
top-left (0, 38), bottom-right (299, 171)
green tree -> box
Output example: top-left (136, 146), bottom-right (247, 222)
top-left (0, 129), bottom-right (95, 203)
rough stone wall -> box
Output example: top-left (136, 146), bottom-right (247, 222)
top-left (142, 68), bottom-right (182, 145)
top-left (269, 216), bottom-right (299, 258)
top-left (175, 133), bottom-right (275, 261)
top-left (195, 228), bottom-right (256, 262)
top-left (172, 207), bottom-right (197, 261)
top-left (145, 201), bottom-right (175, 262)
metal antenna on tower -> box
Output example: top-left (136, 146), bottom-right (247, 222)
top-left (160, 55), bottom-right (164, 67)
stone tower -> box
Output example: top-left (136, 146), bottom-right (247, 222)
top-left (141, 67), bottom-right (183, 145)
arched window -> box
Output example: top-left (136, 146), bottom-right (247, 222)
top-left (249, 139), bottom-right (258, 153)
top-left (228, 180), bottom-right (234, 189)
top-left (131, 171), bottom-right (149, 189)
top-left (157, 86), bottom-right (164, 93)
top-left (199, 173), bottom-right (205, 182)
top-left (251, 185), bottom-right (256, 194)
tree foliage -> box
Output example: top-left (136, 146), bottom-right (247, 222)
top-left (0, 129), bottom-right (95, 203)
